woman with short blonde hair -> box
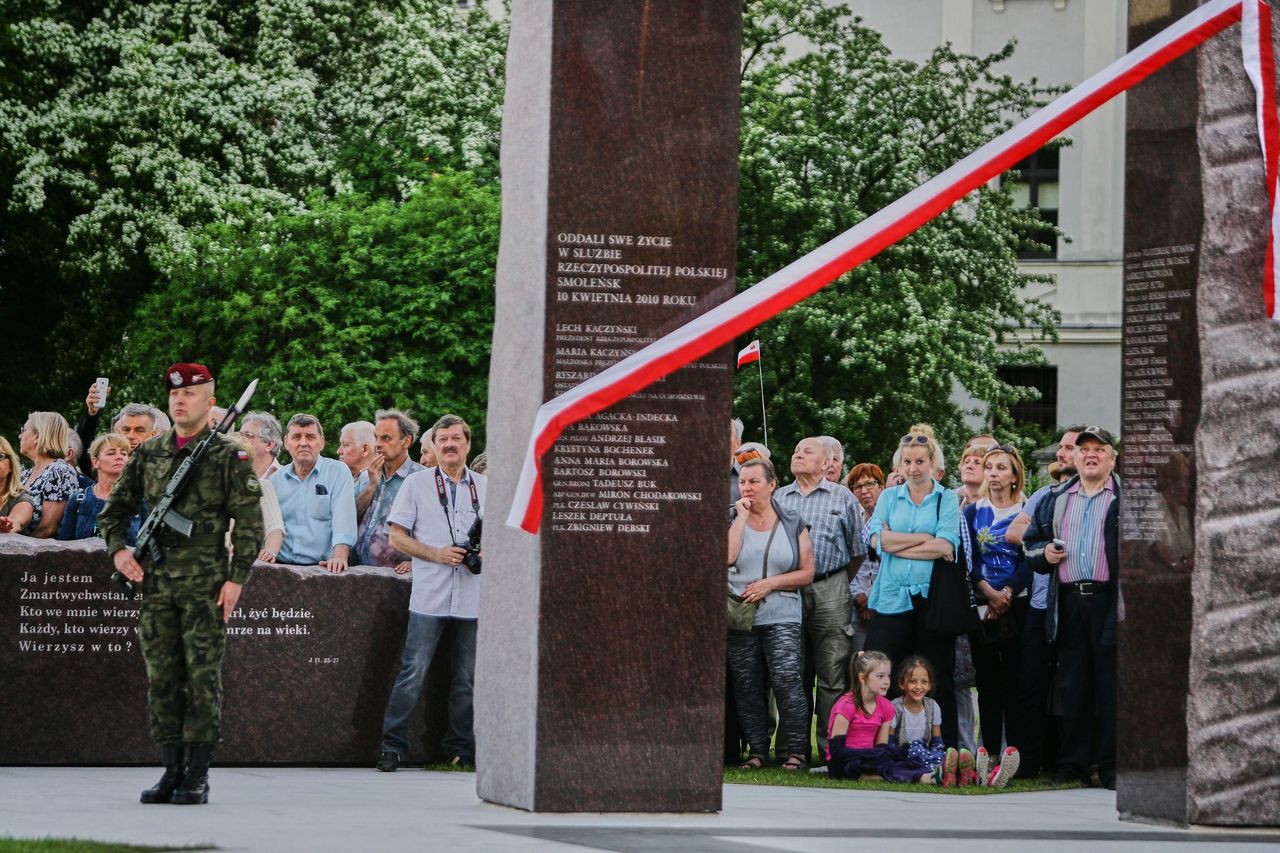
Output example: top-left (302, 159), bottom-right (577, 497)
top-left (18, 412), bottom-right (79, 538)
top-left (58, 433), bottom-right (140, 543)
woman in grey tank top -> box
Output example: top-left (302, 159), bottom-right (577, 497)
top-left (727, 458), bottom-right (815, 771)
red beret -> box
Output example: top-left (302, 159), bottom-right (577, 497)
top-left (165, 363), bottom-right (214, 389)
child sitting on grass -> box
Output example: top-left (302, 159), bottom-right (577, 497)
top-left (826, 651), bottom-right (936, 784)
top-left (890, 655), bottom-right (976, 787)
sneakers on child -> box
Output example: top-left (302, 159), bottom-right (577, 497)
top-left (975, 747), bottom-right (991, 786)
top-left (957, 748), bottom-right (976, 786)
top-left (942, 748), bottom-right (959, 788)
top-left (988, 747), bottom-right (1021, 789)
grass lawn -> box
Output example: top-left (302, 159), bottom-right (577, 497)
top-left (721, 710), bottom-right (1085, 794)
top-left (723, 763), bottom-right (1083, 794)
top-left (0, 841), bottom-right (208, 853)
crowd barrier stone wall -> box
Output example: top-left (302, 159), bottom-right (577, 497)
top-left (1, 536), bottom-right (449, 765)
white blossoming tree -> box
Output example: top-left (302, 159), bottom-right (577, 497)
top-left (735, 0), bottom-right (1062, 465)
top-left (0, 0), bottom-right (505, 425)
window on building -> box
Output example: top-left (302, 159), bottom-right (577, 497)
top-left (998, 365), bottom-right (1058, 430)
top-left (1008, 147), bottom-right (1059, 259)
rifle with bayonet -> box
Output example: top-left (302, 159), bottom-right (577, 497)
top-left (112, 379), bottom-right (259, 598)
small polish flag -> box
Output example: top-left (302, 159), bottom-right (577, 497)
top-left (736, 340), bottom-right (761, 369)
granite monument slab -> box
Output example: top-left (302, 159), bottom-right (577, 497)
top-left (1118, 0), bottom-right (1280, 826)
top-left (477, 0), bottom-right (741, 813)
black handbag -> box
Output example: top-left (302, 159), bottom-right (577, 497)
top-left (924, 499), bottom-right (981, 637)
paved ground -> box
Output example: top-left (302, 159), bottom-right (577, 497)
top-left (1, 767), bottom-right (1278, 853)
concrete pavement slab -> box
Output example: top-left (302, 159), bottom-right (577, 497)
top-left (1, 768), bottom-right (1278, 853)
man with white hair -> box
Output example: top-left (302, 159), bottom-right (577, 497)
top-left (338, 421), bottom-right (377, 497)
top-left (238, 411), bottom-right (285, 480)
top-left (817, 435), bottom-right (845, 484)
top-left (64, 432), bottom-right (93, 489)
top-left (775, 437), bottom-right (866, 762)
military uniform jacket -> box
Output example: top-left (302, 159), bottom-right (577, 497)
top-left (99, 427), bottom-right (264, 585)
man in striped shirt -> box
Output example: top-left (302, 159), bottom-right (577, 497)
top-left (775, 437), bottom-right (866, 761)
top-left (1023, 426), bottom-right (1121, 790)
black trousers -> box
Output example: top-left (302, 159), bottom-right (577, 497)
top-left (1053, 586), bottom-right (1117, 782)
top-left (1015, 605), bottom-right (1056, 776)
top-left (970, 596), bottom-right (1029, 756)
top-left (724, 661), bottom-right (746, 764)
top-left (864, 595), bottom-right (958, 746)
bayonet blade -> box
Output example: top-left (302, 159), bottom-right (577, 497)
top-left (234, 378), bottom-right (258, 413)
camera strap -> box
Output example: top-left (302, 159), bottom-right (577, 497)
top-left (434, 466), bottom-right (480, 545)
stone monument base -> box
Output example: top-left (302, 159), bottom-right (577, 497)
top-left (2, 537), bottom-right (451, 764)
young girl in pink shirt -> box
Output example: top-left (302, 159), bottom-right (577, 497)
top-left (826, 651), bottom-right (937, 783)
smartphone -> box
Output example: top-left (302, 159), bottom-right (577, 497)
top-left (1052, 537), bottom-right (1066, 551)
top-left (95, 377), bottom-right (109, 408)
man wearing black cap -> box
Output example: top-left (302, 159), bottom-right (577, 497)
top-left (1023, 426), bottom-right (1121, 789)
top-left (99, 363), bottom-right (264, 805)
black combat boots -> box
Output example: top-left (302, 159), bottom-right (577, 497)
top-left (171, 744), bottom-right (214, 805)
top-left (140, 744), bottom-right (186, 804)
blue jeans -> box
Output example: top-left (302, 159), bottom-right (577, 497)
top-left (380, 613), bottom-right (477, 760)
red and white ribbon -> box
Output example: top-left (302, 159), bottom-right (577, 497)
top-left (1243, 0), bottom-right (1280, 318)
top-left (509, 0), bottom-right (1279, 534)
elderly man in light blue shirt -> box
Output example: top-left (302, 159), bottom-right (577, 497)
top-left (270, 413), bottom-right (357, 571)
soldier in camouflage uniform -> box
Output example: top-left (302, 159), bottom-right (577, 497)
top-left (99, 363), bottom-right (264, 805)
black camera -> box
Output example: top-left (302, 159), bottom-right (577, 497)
top-left (461, 516), bottom-right (483, 575)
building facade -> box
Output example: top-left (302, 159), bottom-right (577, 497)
top-left (847, 0), bottom-right (1127, 433)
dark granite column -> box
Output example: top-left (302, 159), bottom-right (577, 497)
top-left (1118, 1), bottom-right (1280, 826)
top-left (478, 0), bottom-right (740, 812)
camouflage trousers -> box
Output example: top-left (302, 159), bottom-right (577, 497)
top-left (138, 573), bottom-right (226, 746)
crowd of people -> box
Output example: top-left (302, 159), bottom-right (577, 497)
top-left (1, 375), bottom-right (489, 774)
top-left (726, 419), bottom-right (1120, 789)
top-left (1, 374), bottom-right (1119, 791)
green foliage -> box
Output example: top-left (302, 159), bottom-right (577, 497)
top-left (736, 0), bottom-right (1062, 470)
top-left (995, 418), bottom-right (1068, 492)
top-left (117, 171), bottom-right (500, 451)
top-left (0, 0), bottom-right (506, 435)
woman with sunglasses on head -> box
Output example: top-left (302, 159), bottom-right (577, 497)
top-left (864, 424), bottom-right (962, 746)
top-left (963, 443), bottom-right (1030, 779)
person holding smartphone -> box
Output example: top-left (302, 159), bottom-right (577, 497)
top-left (74, 381), bottom-right (169, 479)
top-left (1022, 426), bottom-right (1122, 789)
